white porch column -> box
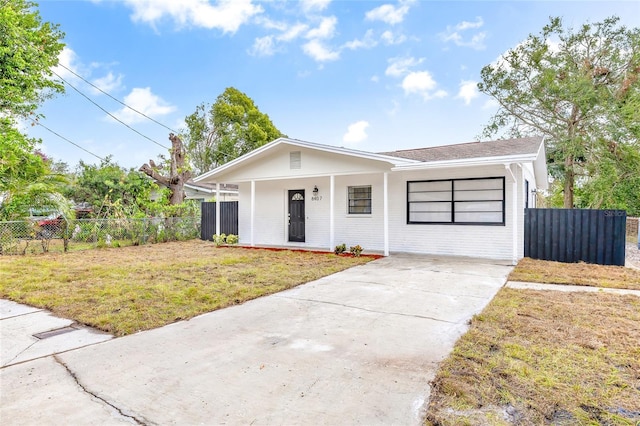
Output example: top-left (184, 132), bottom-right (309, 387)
top-left (215, 182), bottom-right (220, 236)
top-left (329, 175), bottom-right (335, 251)
top-left (250, 180), bottom-right (256, 247)
top-left (510, 165), bottom-right (519, 265)
top-left (504, 164), bottom-right (519, 265)
top-left (383, 172), bottom-right (389, 256)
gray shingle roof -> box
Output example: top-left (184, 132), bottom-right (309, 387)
top-left (379, 136), bottom-right (543, 162)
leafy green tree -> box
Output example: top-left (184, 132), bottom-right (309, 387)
top-left (0, 118), bottom-right (68, 219)
top-left (67, 157), bottom-right (157, 217)
top-left (576, 143), bottom-right (640, 215)
top-left (478, 16), bottom-right (640, 209)
top-left (0, 0), bottom-right (67, 219)
top-left (1, 0), bottom-right (65, 118)
top-left (183, 87), bottom-right (285, 174)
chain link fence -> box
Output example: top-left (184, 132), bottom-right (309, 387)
top-left (0, 217), bottom-right (200, 255)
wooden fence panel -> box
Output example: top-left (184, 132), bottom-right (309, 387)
top-left (200, 201), bottom-right (239, 240)
top-left (524, 208), bottom-right (626, 266)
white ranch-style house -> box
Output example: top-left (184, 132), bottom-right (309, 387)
top-left (194, 137), bottom-right (548, 264)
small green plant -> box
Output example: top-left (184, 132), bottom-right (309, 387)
top-left (349, 245), bottom-right (363, 257)
top-left (334, 243), bottom-right (346, 254)
top-left (225, 234), bottom-right (239, 245)
top-left (213, 233), bottom-right (227, 246)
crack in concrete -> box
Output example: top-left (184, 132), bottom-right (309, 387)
top-left (0, 309), bottom-right (44, 320)
top-left (3, 340), bottom-right (39, 367)
top-left (342, 279), bottom-right (493, 299)
top-left (53, 355), bottom-right (151, 425)
top-left (276, 295), bottom-right (458, 324)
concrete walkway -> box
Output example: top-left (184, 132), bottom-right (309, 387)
top-left (1, 300), bottom-right (112, 368)
top-left (0, 254), bottom-right (512, 425)
top-left (507, 280), bottom-right (640, 297)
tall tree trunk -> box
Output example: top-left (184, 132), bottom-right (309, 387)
top-left (140, 133), bottom-right (192, 205)
top-left (563, 154), bottom-right (575, 208)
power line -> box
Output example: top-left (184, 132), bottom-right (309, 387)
top-left (28, 118), bottom-right (105, 162)
top-left (57, 63), bottom-right (178, 134)
top-left (53, 65), bottom-right (236, 164)
top-left (51, 70), bottom-right (170, 150)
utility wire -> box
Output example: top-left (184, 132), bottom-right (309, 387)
top-left (57, 63), bottom-right (178, 134)
top-left (53, 65), bottom-right (236, 163)
top-left (51, 70), bottom-right (170, 150)
top-left (28, 118), bottom-right (105, 161)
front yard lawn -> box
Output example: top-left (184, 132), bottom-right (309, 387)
top-left (508, 257), bottom-right (640, 290)
top-left (426, 259), bottom-right (640, 425)
top-left (0, 240), bottom-right (373, 336)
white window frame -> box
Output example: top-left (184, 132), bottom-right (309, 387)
top-left (347, 185), bottom-right (372, 215)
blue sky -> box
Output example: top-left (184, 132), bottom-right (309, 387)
top-left (26, 0), bottom-right (640, 172)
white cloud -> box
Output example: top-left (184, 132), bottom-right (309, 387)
top-left (123, 0), bottom-right (262, 33)
top-left (90, 72), bottom-right (124, 94)
top-left (456, 80), bottom-right (479, 105)
top-left (302, 39), bottom-right (340, 62)
top-left (342, 29), bottom-right (377, 50)
top-left (249, 35), bottom-right (275, 56)
top-left (545, 38), bottom-right (561, 54)
top-left (440, 16), bottom-right (487, 50)
top-left (365, 0), bottom-right (413, 25)
top-left (278, 23), bottom-right (309, 42)
top-left (300, 0), bottom-right (331, 13)
top-left (387, 99), bottom-right (400, 116)
top-left (111, 87), bottom-right (176, 124)
top-left (343, 120), bottom-right (370, 144)
top-left (305, 16), bottom-right (337, 39)
top-left (380, 30), bottom-right (406, 45)
top-left (53, 47), bottom-right (82, 81)
top-left (402, 71), bottom-right (447, 100)
top-left (53, 47), bottom-right (124, 95)
top-left (385, 56), bottom-right (423, 77)
top-left (454, 17), bottom-right (484, 31)
top-left (371, 75), bottom-right (380, 83)
top-left (254, 16), bottom-right (288, 32)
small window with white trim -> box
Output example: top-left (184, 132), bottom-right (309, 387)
top-left (348, 185), bottom-right (372, 214)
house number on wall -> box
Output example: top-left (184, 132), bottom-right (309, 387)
top-left (311, 195), bottom-right (322, 201)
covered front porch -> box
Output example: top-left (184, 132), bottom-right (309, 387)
top-left (208, 172), bottom-right (392, 256)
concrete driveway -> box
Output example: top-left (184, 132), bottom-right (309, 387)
top-left (1, 254), bottom-right (512, 425)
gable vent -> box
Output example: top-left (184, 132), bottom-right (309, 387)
top-left (290, 151), bottom-right (301, 169)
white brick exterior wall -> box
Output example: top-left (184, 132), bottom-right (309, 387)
top-left (231, 147), bottom-right (535, 262)
top-left (236, 164), bottom-right (529, 261)
top-left (387, 165), bottom-right (520, 261)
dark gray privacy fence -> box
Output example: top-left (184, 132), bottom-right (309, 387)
top-left (524, 208), bottom-right (626, 266)
top-left (201, 201), bottom-right (239, 240)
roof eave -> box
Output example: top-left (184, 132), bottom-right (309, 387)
top-left (193, 137), bottom-right (288, 183)
top-left (391, 153), bottom-right (540, 171)
top-left (533, 139), bottom-right (549, 190)
top-left (194, 137), bottom-right (419, 183)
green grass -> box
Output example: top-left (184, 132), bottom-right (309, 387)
top-left (0, 240), bottom-right (373, 336)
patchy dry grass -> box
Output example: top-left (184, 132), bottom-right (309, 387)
top-left (0, 240), bottom-right (373, 336)
top-left (509, 257), bottom-right (640, 290)
top-left (425, 288), bottom-right (640, 425)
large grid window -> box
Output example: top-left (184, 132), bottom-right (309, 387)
top-left (407, 177), bottom-right (505, 225)
top-left (348, 186), bottom-right (372, 214)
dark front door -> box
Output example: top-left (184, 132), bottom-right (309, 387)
top-left (288, 189), bottom-right (305, 242)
